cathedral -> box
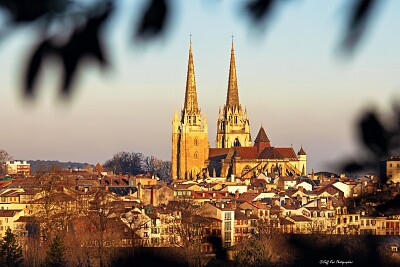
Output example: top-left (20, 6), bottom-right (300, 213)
top-left (172, 39), bottom-right (306, 180)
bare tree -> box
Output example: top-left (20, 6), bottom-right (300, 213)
top-left (0, 149), bottom-right (12, 176)
top-left (84, 189), bottom-right (121, 267)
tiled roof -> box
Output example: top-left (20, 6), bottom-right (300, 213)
top-left (208, 148), bottom-right (230, 159)
top-left (192, 191), bottom-right (232, 199)
top-left (258, 147), bottom-right (297, 160)
top-left (0, 210), bottom-right (22, 217)
top-left (254, 126), bottom-right (270, 143)
top-left (289, 215), bottom-right (312, 222)
top-left (280, 217), bottom-right (295, 225)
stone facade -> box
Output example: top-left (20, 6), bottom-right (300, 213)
top-left (172, 40), bottom-right (306, 180)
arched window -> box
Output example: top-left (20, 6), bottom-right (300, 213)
top-left (241, 165), bottom-right (252, 177)
top-left (194, 138), bottom-right (198, 146)
top-left (194, 152), bottom-right (198, 159)
top-left (234, 138), bottom-right (241, 147)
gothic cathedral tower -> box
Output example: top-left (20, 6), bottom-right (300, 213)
top-left (172, 40), bottom-right (209, 180)
top-left (216, 40), bottom-right (251, 148)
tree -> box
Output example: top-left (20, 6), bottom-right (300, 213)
top-left (0, 149), bottom-right (12, 176)
top-left (233, 235), bottom-right (294, 267)
top-left (0, 228), bottom-right (23, 267)
top-left (143, 156), bottom-right (172, 182)
top-left (42, 236), bottom-right (67, 267)
top-left (103, 152), bottom-right (144, 175)
top-left (85, 189), bottom-right (122, 267)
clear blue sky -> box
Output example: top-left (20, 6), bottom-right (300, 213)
top-left (0, 0), bottom-right (399, 173)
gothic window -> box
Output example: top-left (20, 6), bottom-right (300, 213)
top-left (234, 116), bottom-right (238, 124)
top-left (194, 152), bottom-right (198, 159)
top-left (234, 138), bottom-right (241, 147)
top-left (194, 138), bottom-right (198, 146)
top-left (241, 165), bottom-right (251, 176)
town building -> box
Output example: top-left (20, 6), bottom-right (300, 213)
top-left (5, 160), bottom-right (30, 175)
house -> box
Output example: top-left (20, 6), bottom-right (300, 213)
top-left (197, 202), bottom-right (235, 247)
top-left (0, 209), bottom-right (24, 237)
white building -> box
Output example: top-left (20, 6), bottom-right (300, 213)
top-left (6, 161), bottom-right (30, 175)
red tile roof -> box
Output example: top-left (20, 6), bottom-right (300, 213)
top-left (258, 147), bottom-right (297, 159)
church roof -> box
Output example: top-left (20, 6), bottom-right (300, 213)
top-left (258, 147), bottom-right (297, 160)
top-left (228, 147), bottom-right (258, 160)
top-left (209, 146), bottom-right (297, 161)
top-left (254, 126), bottom-right (270, 143)
top-left (297, 146), bottom-right (306, 155)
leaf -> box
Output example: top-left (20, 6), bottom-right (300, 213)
top-left (0, 0), bottom-right (70, 23)
top-left (58, 2), bottom-right (113, 96)
top-left (24, 40), bottom-right (51, 97)
top-left (343, 160), bottom-right (364, 173)
top-left (359, 111), bottom-right (389, 157)
top-left (136, 0), bottom-right (169, 40)
top-left (341, 0), bottom-right (378, 54)
top-left (245, 0), bottom-right (276, 23)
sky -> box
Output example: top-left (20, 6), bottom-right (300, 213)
top-left (0, 0), bottom-right (400, 173)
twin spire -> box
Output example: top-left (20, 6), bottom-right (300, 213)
top-left (226, 38), bottom-right (240, 108)
top-left (183, 38), bottom-right (199, 115)
top-left (183, 36), bottom-right (241, 114)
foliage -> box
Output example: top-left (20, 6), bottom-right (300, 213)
top-left (103, 152), bottom-right (144, 175)
top-left (0, 228), bottom-right (23, 267)
top-left (234, 235), bottom-right (294, 267)
top-left (43, 236), bottom-right (68, 267)
top-left (0, 149), bottom-right (12, 176)
top-left (103, 151), bottom-right (171, 181)
top-left (0, 0), bottom-right (380, 98)
top-left (341, 106), bottom-right (400, 183)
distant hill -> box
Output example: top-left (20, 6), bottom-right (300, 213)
top-left (28, 160), bottom-right (94, 173)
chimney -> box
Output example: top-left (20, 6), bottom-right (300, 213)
top-left (235, 190), bottom-right (239, 199)
top-left (327, 198), bottom-right (332, 209)
top-left (317, 199), bottom-right (321, 209)
top-left (150, 186), bottom-right (156, 206)
top-left (137, 183), bottom-right (142, 200)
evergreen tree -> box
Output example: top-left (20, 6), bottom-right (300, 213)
top-left (0, 227), bottom-right (23, 267)
top-left (43, 236), bottom-right (67, 267)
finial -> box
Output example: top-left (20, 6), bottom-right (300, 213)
top-left (190, 33), bottom-right (192, 43)
top-left (231, 34), bottom-right (234, 50)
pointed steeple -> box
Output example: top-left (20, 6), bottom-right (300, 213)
top-left (298, 145), bottom-right (306, 156)
top-left (184, 38), bottom-right (199, 114)
top-left (254, 126), bottom-right (270, 143)
top-left (226, 37), bottom-right (239, 107)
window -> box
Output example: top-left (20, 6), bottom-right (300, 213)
top-left (194, 152), bottom-right (198, 159)
top-left (225, 212), bottom-right (232, 220)
top-left (194, 138), bottom-right (198, 146)
top-left (225, 222), bottom-right (231, 230)
top-left (225, 232), bottom-right (231, 241)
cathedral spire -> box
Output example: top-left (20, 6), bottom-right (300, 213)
top-left (226, 36), bottom-right (239, 107)
top-left (184, 37), bottom-right (199, 114)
